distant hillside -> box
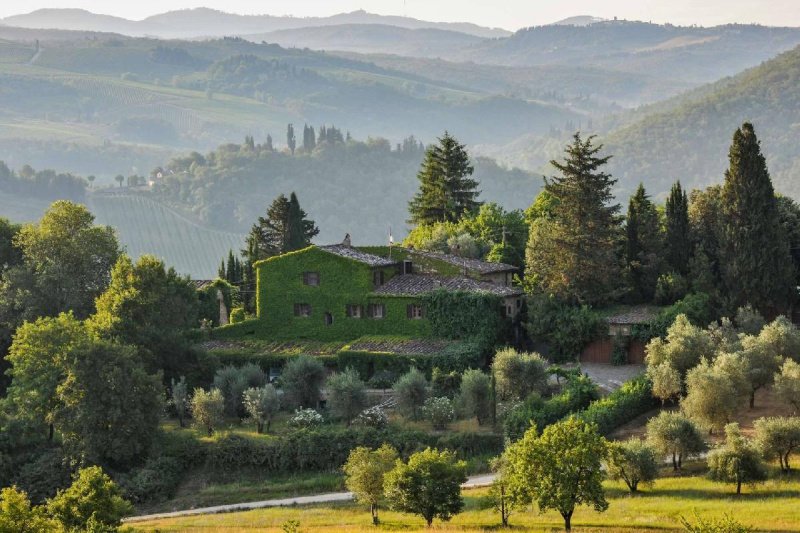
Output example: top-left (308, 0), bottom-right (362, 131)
top-left (2, 8), bottom-right (510, 39)
top-left (246, 24), bottom-right (484, 57)
top-left (601, 44), bottom-right (800, 200)
top-left (550, 16), bottom-right (606, 26)
top-left (0, 30), bottom-right (579, 177)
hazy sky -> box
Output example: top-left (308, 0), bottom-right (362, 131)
top-left (1, 0), bottom-right (799, 30)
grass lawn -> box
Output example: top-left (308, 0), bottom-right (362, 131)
top-left (131, 468), bottom-right (800, 532)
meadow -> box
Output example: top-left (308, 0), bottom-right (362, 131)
top-left (130, 468), bottom-right (800, 532)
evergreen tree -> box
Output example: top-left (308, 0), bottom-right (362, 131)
top-left (665, 181), bottom-right (691, 275)
top-left (217, 259), bottom-right (225, 280)
top-left (286, 124), bottom-right (296, 155)
top-left (525, 133), bottom-right (622, 306)
top-left (720, 123), bottom-right (793, 315)
top-left (225, 250), bottom-right (237, 283)
top-left (625, 183), bottom-right (663, 302)
top-left (265, 134), bottom-right (273, 151)
top-left (286, 192), bottom-right (320, 251)
top-left (408, 132), bottom-right (480, 225)
top-left (303, 124), bottom-right (316, 152)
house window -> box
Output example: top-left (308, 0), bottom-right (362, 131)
top-left (505, 305), bottom-right (513, 317)
top-left (346, 304), bottom-right (363, 318)
top-left (324, 312), bottom-right (333, 326)
top-left (373, 270), bottom-right (385, 288)
top-left (516, 298), bottom-right (522, 309)
top-left (303, 272), bottom-right (320, 286)
top-left (406, 304), bottom-right (424, 319)
top-left (293, 303), bottom-right (312, 317)
top-left (367, 303), bottom-right (386, 319)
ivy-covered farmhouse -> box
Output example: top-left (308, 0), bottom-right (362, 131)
top-left (235, 238), bottom-right (522, 341)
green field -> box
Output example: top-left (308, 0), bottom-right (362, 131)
top-left (131, 470), bottom-right (800, 532)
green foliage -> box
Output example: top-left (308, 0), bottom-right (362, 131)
top-left (229, 307), bottom-right (246, 324)
top-left (191, 388), bottom-right (225, 436)
top-left (734, 305), bottom-right (766, 336)
top-left (646, 411), bottom-right (707, 471)
top-left (775, 359), bottom-right (800, 414)
top-left (526, 133), bottom-right (622, 306)
top-left (647, 362), bottom-right (681, 405)
top-left (665, 181), bottom-right (691, 275)
top-left (707, 423), bottom-right (768, 494)
top-left (753, 416), bottom-right (800, 473)
top-left (575, 375), bottom-right (657, 436)
top-left (625, 183), bottom-right (664, 302)
top-left (457, 369), bottom-right (491, 425)
top-left (45, 466), bottom-right (133, 532)
top-left (654, 272), bottom-right (690, 305)
top-left (326, 367), bottom-right (367, 425)
top-left (503, 416), bottom-right (608, 532)
top-left (212, 363), bottom-right (266, 417)
top-left (170, 376), bottom-right (190, 428)
top-left (525, 295), bottom-right (606, 362)
top-left (280, 355), bottom-right (326, 409)
top-left (492, 347), bottom-right (548, 401)
top-left (422, 397), bottom-right (455, 430)
top-left (720, 123), bottom-right (793, 315)
top-left (606, 438), bottom-right (659, 493)
top-left (242, 384), bottom-right (280, 434)
top-left (52, 339), bottom-right (163, 468)
top-left (431, 368), bottom-right (462, 399)
top-left (636, 293), bottom-right (713, 341)
top-left (683, 358), bottom-right (746, 432)
top-left (0, 486), bottom-right (55, 533)
top-left (393, 368), bottom-right (429, 420)
top-left (384, 447), bottom-right (467, 527)
top-left (342, 444), bottom-right (399, 525)
top-left (198, 279), bottom-right (239, 327)
top-left (504, 374), bottom-right (598, 441)
top-left (408, 132), bottom-right (480, 225)
top-left (645, 314), bottom-right (714, 379)
top-left (423, 289), bottom-right (506, 352)
top-left (680, 513), bottom-right (754, 533)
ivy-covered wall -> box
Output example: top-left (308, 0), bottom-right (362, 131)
top-left (221, 246), bottom-right (431, 341)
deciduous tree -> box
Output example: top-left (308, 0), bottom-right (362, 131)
top-left (342, 444), bottom-right (398, 525)
top-left (606, 438), bottom-right (659, 493)
top-left (45, 466), bottom-right (132, 531)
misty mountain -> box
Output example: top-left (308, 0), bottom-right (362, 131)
top-left (550, 16), bottom-right (606, 26)
top-left (245, 24), bottom-right (484, 57)
top-left (2, 8), bottom-right (510, 40)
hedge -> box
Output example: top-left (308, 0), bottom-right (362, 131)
top-left (575, 375), bottom-right (658, 435)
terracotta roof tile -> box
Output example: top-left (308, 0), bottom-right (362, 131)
top-left (374, 274), bottom-right (523, 297)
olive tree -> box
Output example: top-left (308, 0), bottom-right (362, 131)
top-left (213, 364), bottom-right (266, 418)
top-left (734, 305), bottom-right (765, 336)
top-left (191, 388), bottom-right (225, 436)
top-left (384, 447), bottom-right (467, 527)
top-left (758, 316), bottom-right (800, 361)
top-left (392, 368), bottom-right (429, 420)
top-left (243, 384), bottom-right (280, 433)
top-left (646, 411), bottom-right (706, 471)
top-left (647, 362), bottom-right (682, 405)
top-left (326, 367), bottom-right (367, 425)
top-left (682, 357), bottom-right (745, 433)
top-left (738, 335), bottom-right (782, 408)
top-left (458, 369), bottom-right (492, 425)
top-left (707, 423), bottom-right (767, 495)
top-left (503, 416), bottom-right (608, 531)
top-left (775, 359), bottom-right (800, 414)
top-left (280, 355), bottom-right (326, 409)
top-left (342, 444), bottom-right (398, 525)
top-left (645, 314), bottom-right (714, 379)
top-left (492, 348), bottom-right (548, 401)
top-left (45, 466), bottom-right (133, 532)
top-left (170, 376), bottom-right (190, 428)
top-left (753, 416), bottom-right (800, 472)
top-left (606, 438), bottom-right (659, 493)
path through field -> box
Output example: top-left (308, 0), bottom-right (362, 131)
top-left (124, 474), bottom-right (496, 523)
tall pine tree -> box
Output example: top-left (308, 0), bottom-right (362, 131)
top-left (408, 132), bottom-right (480, 225)
top-left (625, 183), bottom-right (663, 302)
top-left (665, 181), bottom-right (691, 275)
top-left (525, 133), bottom-right (622, 305)
top-left (286, 192), bottom-right (320, 251)
top-left (720, 123), bottom-right (793, 315)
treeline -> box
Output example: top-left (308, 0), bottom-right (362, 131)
top-left (0, 161), bottom-right (86, 202)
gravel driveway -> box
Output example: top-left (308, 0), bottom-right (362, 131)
top-left (574, 363), bottom-right (645, 392)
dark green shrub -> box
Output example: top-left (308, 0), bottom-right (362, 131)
top-left (229, 307), bottom-right (246, 324)
top-left (526, 295), bottom-right (606, 362)
top-left (611, 336), bottom-right (629, 366)
top-left (120, 456), bottom-right (183, 504)
top-left (423, 290), bottom-right (508, 349)
top-left (576, 375), bottom-right (658, 435)
top-left (14, 448), bottom-right (74, 504)
top-left (654, 272), bottom-right (689, 305)
top-left (197, 279), bottom-right (239, 327)
top-left (431, 368), bottom-right (462, 399)
top-left (633, 293), bottom-right (713, 341)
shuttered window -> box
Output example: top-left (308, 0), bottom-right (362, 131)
top-left (293, 303), bottom-right (312, 317)
top-left (406, 304), bottom-right (424, 319)
top-left (367, 303), bottom-right (386, 319)
top-left (303, 272), bottom-right (320, 286)
top-left (346, 304), bottom-right (363, 318)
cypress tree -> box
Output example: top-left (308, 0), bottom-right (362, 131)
top-left (525, 133), bottom-right (622, 305)
top-left (225, 250), bottom-right (236, 283)
top-left (265, 134), bottom-right (273, 151)
top-left (665, 181), bottom-right (690, 275)
top-left (720, 123), bottom-right (793, 315)
top-left (287, 124), bottom-right (296, 155)
top-left (286, 192), bottom-right (320, 252)
top-left (408, 132), bottom-right (480, 225)
top-left (625, 183), bottom-right (663, 302)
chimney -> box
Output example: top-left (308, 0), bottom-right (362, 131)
top-left (342, 233), bottom-right (351, 247)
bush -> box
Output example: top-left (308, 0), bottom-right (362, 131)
top-left (353, 406), bottom-right (389, 429)
top-left (576, 375), bottom-right (658, 435)
top-left (120, 456), bottom-right (183, 504)
top-left (492, 347), bottom-right (548, 401)
top-left (229, 307), bottom-right (246, 324)
top-left (680, 513), bottom-right (753, 533)
top-left (289, 408), bottom-right (324, 429)
top-left (367, 370), bottom-right (397, 390)
top-left (431, 368), bottom-right (462, 399)
top-left (213, 363), bottom-right (266, 417)
top-left (46, 466), bottom-right (133, 532)
top-left (423, 397), bottom-right (455, 430)
top-left (393, 368), bottom-right (429, 420)
top-left (654, 272), bottom-right (689, 305)
top-left (635, 293), bottom-right (713, 341)
top-left (280, 355), bottom-right (326, 409)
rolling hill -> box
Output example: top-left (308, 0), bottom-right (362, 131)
top-left (2, 8), bottom-right (511, 39)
